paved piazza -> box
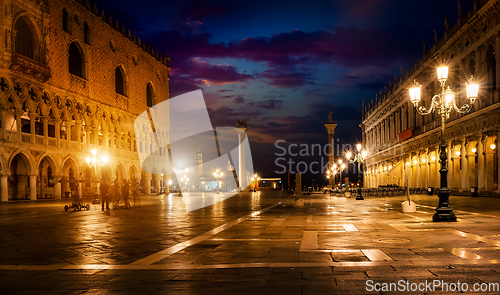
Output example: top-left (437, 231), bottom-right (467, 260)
top-left (2, 191), bottom-right (500, 294)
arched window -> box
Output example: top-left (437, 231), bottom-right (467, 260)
top-left (146, 84), bottom-right (153, 107)
top-left (84, 22), bottom-right (90, 45)
top-left (69, 42), bottom-right (84, 78)
top-left (14, 18), bottom-right (34, 59)
top-left (62, 9), bottom-right (69, 32)
top-left (115, 66), bottom-right (126, 96)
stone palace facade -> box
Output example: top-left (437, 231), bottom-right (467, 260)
top-left (362, 0), bottom-right (500, 194)
top-left (0, 0), bottom-right (170, 201)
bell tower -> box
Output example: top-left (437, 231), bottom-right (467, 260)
top-left (196, 146), bottom-right (203, 176)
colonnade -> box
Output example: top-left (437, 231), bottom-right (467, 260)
top-left (365, 133), bottom-right (499, 192)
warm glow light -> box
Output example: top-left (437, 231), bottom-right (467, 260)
top-left (455, 151), bottom-right (460, 156)
top-left (471, 147), bottom-right (477, 153)
top-left (432, 156), bottom-right (436, 161)
top-left (361, 150), bottom-right (367, 159)
top-left (437, 66), bottom-right (449, 81)
top-left (333, 164), bottom-right (337, 170)
top-left (341, 163), bottom-right (345, 169)
top-left (168, 180), bottom-right (172, 185)
top-left (356, 144), bottom-right (362, 151)
top-left (409, 84), bottom-right (421, 104)
top-left (445, 89), bottom-right (454, 106)
top-left (383, 166), bottom-right (387, 171)
top-left (338, 159), bottom-right (342, 165)
top-left (422, 159), bottom-right (426, 163)
top-left (327, 175), bottom-right (330, 179)
top-left (466, 81), bottom-right (479, 102)
top-left (102, 155), bottom-right (108, 163)
top-left (326, 170), bottom-right (330, 175)
top-left (86, 157), bottom-right (90, 164)
top-left (91, 149), bottom-right (97, 156)
top-left (346, 152), bottom-right (352, 160)
top-left (405, 162), bottom-right (410, 166)
top-left (413, 160), bottom-right (417, 165)
top-left (491, 144), bottom-right (496, 150)
top-left (389, 165), bottom-right (392, 169)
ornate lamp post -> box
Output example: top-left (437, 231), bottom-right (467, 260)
top-left (346, 144), bottom-right (368, 200)
top-left (85, 148), bottom-right (109, 204)
top-left (409, 66), bottom-right (479, 222)
top-left (213, 169), bottom-right (223, 192)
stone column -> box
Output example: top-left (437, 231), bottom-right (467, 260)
top-left (42, 116), bottom-right (48, 145)
top-left (416, 154), bottom-right (421, 187)
top-left (54, 119), bottom-right (61, 147)
top-left (1, 108), bottom-right (8, 140)
top-left (67, 122), bottom-right (72, 148)
top-left (425, 151), bottom-right (430, 188)
top-left (76, 120), bottom-right (82, 150)
top-left (460, 139), bottom-right (468, 192)
top-left (155, 174), bottom-right (161, 193)
top-left (477, 134), bottom-right (485, 190)
top-left (447, 142), bottom-right (454, 189)
top-left (29, 112), bottom-right (36, 144)
top-left (237, 128), bottom-right (247, 190)
top-left (469, 141), bottom-right (477, 188)
top-left (16, 110), bottom-right (22, 142)
top-left (485, 136), bottom-right (496, 191)
top-left (145, 174), bottom-right (151, 194)
top-left (29, 174), bottom-right (37, 200)
top-left (1, 173), bottom-right (9, 201)
top-left (92, 127), bottom-right (98, 146)
top-left (324, 121), bottom-right (337, 186)
top-left (53, 175), bottom-right (62, 199)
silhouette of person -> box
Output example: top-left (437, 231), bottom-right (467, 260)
top-left (100, 180), bottom-right (110, 211)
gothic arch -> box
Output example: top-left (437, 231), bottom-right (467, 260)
top-left (115, 65), bottom-right (128, 96)
top-left (12, 12), bottom-right (42, 62)
top-left (36, 152), bottom-right (60, 176)
top-left (62, 154), bottom-right (80, 176)
top-left (68, 41), bottom-right (87, 79)
top-left (8, 149), bottom-right (36, 175)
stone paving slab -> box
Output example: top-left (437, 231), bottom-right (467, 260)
top-left (3, 192), bottom-right (500, 293)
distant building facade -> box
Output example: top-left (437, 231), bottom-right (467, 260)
top-left (0, 0), bottom-right (170, 201)
top-left (362, 0), bottom-right (500, 194)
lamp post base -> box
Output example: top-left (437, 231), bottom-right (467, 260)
top-left (433, 188), bottom-right (457, 222)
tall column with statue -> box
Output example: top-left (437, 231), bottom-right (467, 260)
top-left (324, 111), bottom-right (337, 187)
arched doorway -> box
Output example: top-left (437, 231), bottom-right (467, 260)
top-left (38, 156), bottom-right (56, 199)
top-left (9, 153), bottom-right (32, 200)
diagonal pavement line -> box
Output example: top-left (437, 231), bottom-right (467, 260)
top-left (388, 224), bottom-right (410, 231)
top-left (342, 224), bottom-right (359, 232)
top-left (129, 202), bottom-right (280, 265)
top-left (361, 249), bottom-right (394, 261)
top-left (446, 229), bottom-right (500, 246)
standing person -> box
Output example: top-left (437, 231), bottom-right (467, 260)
top-left (100, 179), bottom-right (110, 211)
top-left (122, 180), bottom-right (130, 208)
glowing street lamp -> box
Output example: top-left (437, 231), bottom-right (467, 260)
top-left (213, 169), bottom-right (223, 191)
top-left (346, 144), bottom-right (367, 200)
top-left (409, 66), bottom-right (478, 222)
top-left (86, 148), bottom-right (109, 204)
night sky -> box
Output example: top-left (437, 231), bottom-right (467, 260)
top-left (95, 0), bottom-right (474, 185)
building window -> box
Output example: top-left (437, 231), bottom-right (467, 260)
top-left (14, 18), bottom-right (35, 60)
top-left (147, 84), bottom-right (153, 107)
top-left (63, 9), bottom-right (69, 32)
top-left (115, 66), bottom-right (126, 96)
top-left (69, 42), bottom-right (84, 78)
top-left (84, 22), bottom-right (90, 45)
